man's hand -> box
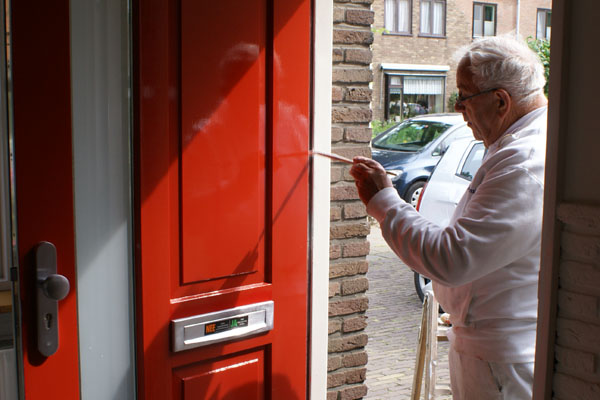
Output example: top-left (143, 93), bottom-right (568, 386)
top-left (350, 156), bottom-right (393, 205)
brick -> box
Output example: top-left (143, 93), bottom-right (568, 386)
top-left (332, 146), bottom-right (370, 160)
top-left (557, 289), bottom-right (599, 322)
top-left (332, 106), bottom-right (371, 123)
top-left (330, 220), bottom-right (370, 239)
top-left (345, 9), bottom-right (374, 26)
top-left (331, 126), bottom-right (344, 142)
top-left (333, 7), bottom-right (345, 23)
top-left (327, 391), bottom-right (338, 400)
top-left (345, 87), bottom-right (372, 102)
top-left (328, 333), bottom-right (368, 352)
top-left (341, 277), bottom-right (369, 295)
top-left (340, 384), bottom-right (368, 400)
top-left (328, 355), bottom-right (343, 372)
top-left (330, 166), bottom-right (345, 183)
top-left (329, 318), bottom-right (342, 334)
top-left (330, 183), bottom-right (358, 201)
top-left (330, 205), bottom-right (342, 221)
top-left (344, 48), bottom-right (372, 64)
top-left (329, 296), bottom-right (369, 316)
top-left (332, 86), bottom-right (343, 102)
top-left (330, 243), bottom-right (342, 259)
top-left (342, 351), bottom-right (368, 367)
top-left (329, 281), bottom-right (341, 297)
top-left (328, 371), bottom-right (346, 388)
top-left (329, 259), bottom-right (369, 278)
top-left (344, 127), bottom-right (372, 142)
top-left (327, 368), bottom-right (367, 388)
top-left (553, 373), bottom-right (600, 400)
top-left (555, 345), bottom-right (596, 375)
top-left (557, 203), bottom-right (600, 235)
top-left (556, 318), bottom-right (600, 353)
top-left (332, 48), bottom-right (344, 63)
top-left (349, 0), bottom-right (373, 4)
top-left (332, 68), bottom-right (373, 83)
top-left (342, 241), bottom-right (370, 258)
top-left (561, 231), bottom-right (600, 264)
top-left (559, 261), bottom-right (600, 296)
top-left (343, 202), bottom-right (367, 219)
top-left (342, 315), bottom-right (368, 333)
top-left (333, 29), bottom-right (373, 45)
top-left (345, 367), bottom-right (367, 384)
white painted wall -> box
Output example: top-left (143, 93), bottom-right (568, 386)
top-left (311, 1), bottom-right (333, 398)
top-left (534, 0), bottom-right (600, 398)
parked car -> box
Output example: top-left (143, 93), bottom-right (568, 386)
top-left (371, 113), bottom-right (473, 207)
top-left (413, 137), bottom-right (486, 301)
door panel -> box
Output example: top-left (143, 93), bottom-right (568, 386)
top-left (180, 0), bottom-right (266, 286)
top-left (135, 0), bottom-right (311, 398)
top-left (10, 1), bottom-right (80, 398)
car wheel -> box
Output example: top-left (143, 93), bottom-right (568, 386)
top-left (413, 271), bottom-right (430, 302)
top-left (405, 181), bottom-right (425, 208)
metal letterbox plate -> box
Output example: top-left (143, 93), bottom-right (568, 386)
top-left (171, 301), bottom-right (274, 352)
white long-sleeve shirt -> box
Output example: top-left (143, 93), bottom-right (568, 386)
top-left (367, 107), bottom-right (547, 363)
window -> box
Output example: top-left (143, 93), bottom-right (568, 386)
top-left (420, 0), bottom-right (445, 36)
top-left (384, 0), bottom-right (411, 34)
top-left (537, 9), bottom-right (551, 40)
top-left (385, 74), bottom-right (445, 121)
top-left (473, 3), bottom-right (496, 37)
top-left (458, 142), bottom-right (485, 181)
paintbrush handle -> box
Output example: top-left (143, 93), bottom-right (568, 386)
top-left (310, 151), bottom-right (397, 176)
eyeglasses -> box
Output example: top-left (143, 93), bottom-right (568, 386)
top-left (456, 88), bottom-right (498, 107)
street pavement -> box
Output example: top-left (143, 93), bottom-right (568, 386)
top-left (364, 223), bottom-right (451, 399)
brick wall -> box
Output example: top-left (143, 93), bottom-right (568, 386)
top-left (371, 0), bottom-right (551, 122)
top-left (329, 0), bottom-right (374, 399)
top-left (552, 203), bottom-right (600, 399)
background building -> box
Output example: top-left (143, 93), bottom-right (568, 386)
top-left (371, 0), bottom-right (552, 123)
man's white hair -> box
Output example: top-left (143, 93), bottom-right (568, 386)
top-left (458, 35), bottom-right (546, 107)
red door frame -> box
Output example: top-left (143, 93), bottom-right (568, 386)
top-left (10, 1), bottom-right (80, 398)
top-left (134, 0), bottom-right (312, 398)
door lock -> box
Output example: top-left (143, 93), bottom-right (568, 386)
top-left (35, 241), bottom-right (70, 356)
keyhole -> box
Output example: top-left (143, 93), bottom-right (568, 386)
top-left (44, 313), bottom-right (53, 330)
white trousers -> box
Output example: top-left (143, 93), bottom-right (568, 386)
top-left (449, 347), bottom-right (534, 400)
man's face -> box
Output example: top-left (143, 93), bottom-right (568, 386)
top-left (455, 61), bottom-right (502, 147)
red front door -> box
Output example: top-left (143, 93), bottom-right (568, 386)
top-left (10, 1), bottom-right (81, 398)
top-left (135, 0), bottom-right (312, 398)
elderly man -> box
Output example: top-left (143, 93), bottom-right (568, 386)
top-left (351, 36), bottom-right (548, 399)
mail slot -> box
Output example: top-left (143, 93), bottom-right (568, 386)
top-left (171, 301), bottom-right (274, 352)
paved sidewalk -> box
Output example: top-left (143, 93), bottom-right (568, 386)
top-left (364, 224), bottom-right (451, 399)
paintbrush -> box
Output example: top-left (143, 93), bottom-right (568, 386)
top-left (310, 150), bottom-right (397, 176)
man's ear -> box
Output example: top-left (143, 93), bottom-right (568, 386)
top-left (495, 89), bottom-right (511, 117)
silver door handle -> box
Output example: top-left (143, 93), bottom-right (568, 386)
top-left (35, 241), bottom-right (70, 356)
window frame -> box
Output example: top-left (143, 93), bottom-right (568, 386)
top-left (472, 2), bottom-right (497, 38)
top-left (384, 0), bottom-right (413, 35)
top-left (536, 8), bottom-right (552, 40)
top-left (419, 0), bottom-right (446, 38)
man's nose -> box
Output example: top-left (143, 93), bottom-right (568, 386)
top-left (454, 101), bottom-right (464, 112)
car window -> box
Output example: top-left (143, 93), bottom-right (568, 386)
top-left (372, 120), bottom-right (451, 152)
top-left (432, 126), bottom-right (472, 156)
top-left (457, 142), bottom-right (485, 181)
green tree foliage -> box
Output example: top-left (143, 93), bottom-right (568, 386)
top-left (371, 120), bottom-right (397, 137)
top-left (527, 37), bottom-right (550, 96)
top-left (447, 92), bottom-right (459, 111)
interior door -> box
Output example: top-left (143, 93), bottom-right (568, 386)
top-left (135, 0), bottom-right (311, 398)
top-left (10, 1), bottom-right (80, 398)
